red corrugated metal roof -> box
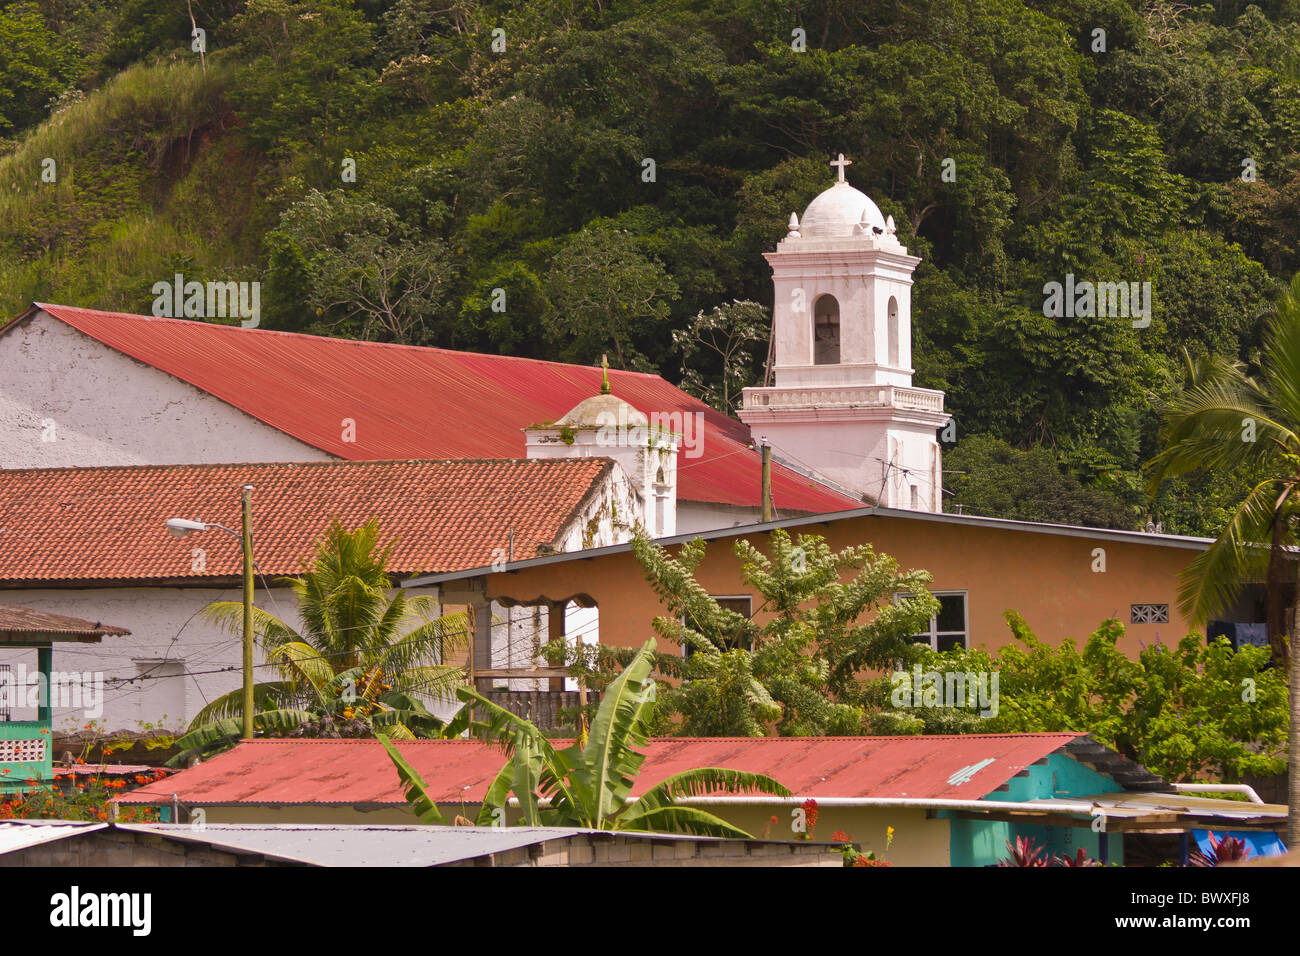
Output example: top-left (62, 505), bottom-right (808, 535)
top-left (0, 458), bottom-right (613, 582)
top-left (113, 734), bottom-right (1086, 807)
top-left (25, 304), bottom-right (858, 514)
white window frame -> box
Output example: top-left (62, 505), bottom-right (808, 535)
top-left (896, 590), bottom-right (969, 652)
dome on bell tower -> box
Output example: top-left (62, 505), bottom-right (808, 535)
top-left (798, 180), bottom-right (887, 238)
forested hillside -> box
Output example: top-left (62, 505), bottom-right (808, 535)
top-left (2, 0), bottom-right (1296, 534)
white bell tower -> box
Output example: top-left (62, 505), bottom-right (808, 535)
top-left (738, 155), bottom-right (949, 511)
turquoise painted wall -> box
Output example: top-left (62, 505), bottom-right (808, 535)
top-left (947, 754), bottom-right (1126, 866)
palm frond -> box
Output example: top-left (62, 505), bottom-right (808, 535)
top-left (1177, 478), bottom-right (1286, 624)
top-left (377, 733), bottom-right (444, 824)
top-left (1147, 382), bottom-right (1284, 490)
top-left (616, 805), bottom-right (756, 839)
top-left (198, 601), bottom-right (303, 652)
top-left (379, 608), bottom-right (470, 675)
top-left (185, 681), bottom-right (297, 731)
top-left (168, 708), bottom-right (315, 766)
top-left (390, 664), bottom-right (465, 704)
top-left (266, 640), bottom-right (335, 694)
top-left (1259, 273), bottom-right (1300, 428)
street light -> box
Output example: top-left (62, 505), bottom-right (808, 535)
top-left (165, 518), bottom-right (211, 537)
top-left (165, 484), bottom-right (256, 740)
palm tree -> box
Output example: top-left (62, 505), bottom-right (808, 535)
top-left (1147, 273), bottom-right (1300, 846)
top-left (171, 519), bottom-right (467, 763)
top-left (380, 638), bottom-right (791, 836)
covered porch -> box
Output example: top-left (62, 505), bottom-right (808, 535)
top-left (437, 580), bottom-right (602, 731)
top-left (0, 605), bottom-right (128, 791)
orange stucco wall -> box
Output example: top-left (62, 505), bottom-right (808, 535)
top-left (482, 515), bottom-right (1203, 657)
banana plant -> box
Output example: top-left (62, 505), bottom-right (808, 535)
top-left (382, 639), bottom-right (790, 836)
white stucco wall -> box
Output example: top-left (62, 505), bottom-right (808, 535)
top-left (0, 584), bottom-right (448, 734)
top-left (549, 462), bottom-right (644, 551)
top-left (0, 310), bottom-right (332, 468)
top-left (676, 501), bottom-right (765, 534)
top-left (0, 586), bottom-right (287, 735)
top-left (765, 244), bottom-right (920, 389)
top-left (750, 419), bottom-right (941, 510)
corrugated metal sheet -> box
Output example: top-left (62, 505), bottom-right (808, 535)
top-left (0, 821), bottom-right (106, 853)
top-left (117, 823), bottom-right (610, 867)
top-left (1036, 793), bottom-right (1289, 822)
top-left (30, 305), bottom-right (859, 514)
top-left (113, 734), bottom-right (1086, 807)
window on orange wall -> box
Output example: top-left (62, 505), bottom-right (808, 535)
top-left (896, 591), bottom-right (968, 652)
top-left (682, 595), bottom-right (753, 656)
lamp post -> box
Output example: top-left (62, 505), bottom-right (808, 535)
top-left (166, 483), bottom-right (256, 740)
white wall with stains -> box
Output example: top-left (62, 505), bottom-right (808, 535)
top-left (0, 310), bottom-right (332, 469)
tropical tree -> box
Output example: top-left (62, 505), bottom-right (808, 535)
top-left (630, 527), bottom-right (939, 736)
top-left (171, 519), bottom-right (467, 764)
top-left (380, 639), bottom-right (791, 837)
top-left (672, 299), bottom-right (770, 413)
top-left (1146, 273), bottom-right (1300, 845)
top-left (869, 611), bottom-right (1287, 782)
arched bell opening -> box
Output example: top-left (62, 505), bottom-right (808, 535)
top-left (813, 294), bottom-right (841, 365)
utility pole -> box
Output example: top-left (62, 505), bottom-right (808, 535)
top-left (760, 441), bottom-right (773, 522)
top-left (240, 484), bottom-right (255, 740)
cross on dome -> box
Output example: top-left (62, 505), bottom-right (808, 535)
top-left (830, 153), bottom-right (852, 182)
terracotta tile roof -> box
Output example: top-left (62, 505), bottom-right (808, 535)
top-left (112, 734), bottom-right (1095, 806)
top-left (15, 304), bottom-right (860, 514)
top-left (0, 458), bottom-right (614, 584)
top-left (0, 603), bottom-right (129, 637)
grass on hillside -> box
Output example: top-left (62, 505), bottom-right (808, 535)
top-left (0, 58), bottom-right (265, 318)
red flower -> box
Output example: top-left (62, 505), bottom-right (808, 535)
top-left (832, 830), bottom-right (852, 843)
top-left (800, 797), bottom-right (819, 830)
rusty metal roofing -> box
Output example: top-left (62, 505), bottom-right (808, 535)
top-left (21, 305), bottom-right (859, 514)
top-left (0, 457), bottom-right (613, 583)
top-left (0, 603), bottom-right (129, 638)
top-left (113, 734), bottom-right (1088, 807)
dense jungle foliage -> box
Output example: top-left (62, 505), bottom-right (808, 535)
top-left (2, 0), bottom-right (1296, 533)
